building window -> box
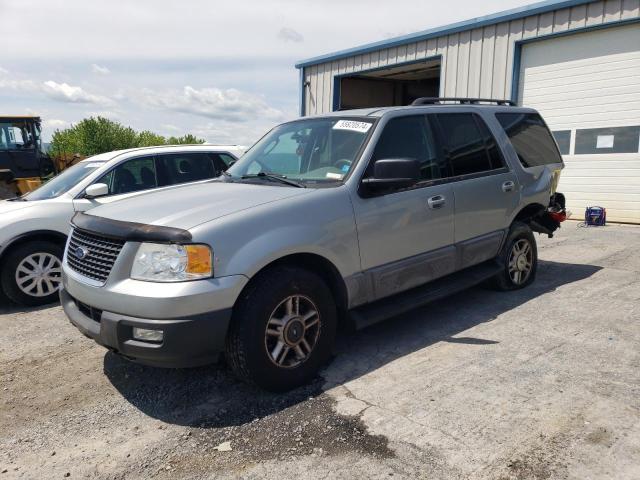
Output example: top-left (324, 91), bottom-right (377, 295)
top-left (574, 126), bottom-right (640, 154)
top-left (552, 130), bottom-right (571, 155)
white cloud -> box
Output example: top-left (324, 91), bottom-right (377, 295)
top-left (277, 27), bottom-right (304, 43)
top-left (137, 86), bottom-right (285, 123)
top-left (0, 78), bottom-right (38, 90)
top-left (42, 81), bottom-right (112, 106)
top-left (85, 110), bottom-right (120, 120)
top-left (1, 68), bottom-right (113, 106)
top-left (44, 118), bottom-right (70, 130)
top-left (90, 63), bottom-right (110, 75)
top-left (0, 68), bottom-right (38, 91)
top-left (192, 121), bottom-right (274, 147)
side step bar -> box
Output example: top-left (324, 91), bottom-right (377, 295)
top-left (349, 259), bottom-right (502, 330)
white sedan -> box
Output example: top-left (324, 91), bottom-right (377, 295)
top-left (0, 144), bottom-right (245, 306)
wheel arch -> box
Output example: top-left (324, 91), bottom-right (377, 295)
top-left (240, 252), bottom-right (350, 321)
top-left (511, 201), bottom-right (563, 237)
top-left (0, 230), bottom-right (68, 267)
top-left (512, 203), bottom-right (546, 224)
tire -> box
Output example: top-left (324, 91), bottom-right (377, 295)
top-left (225, 266), bottom-right (337, 392)
top-left (489, 222), bottom-right (538, 291)
top-left (0, 240), bottom-right (64, 306)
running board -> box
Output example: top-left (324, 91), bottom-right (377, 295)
top-left (349, 259), bottom-right (502, 330)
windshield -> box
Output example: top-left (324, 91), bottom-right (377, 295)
top-left (227, 117), bottom-right (374, 185)
top-left (0, 120), bottom-right (35, 150)
top-left (24, 160), bottom-right (105, 201)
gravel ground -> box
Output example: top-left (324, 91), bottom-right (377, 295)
top-left (1, 221), bottom-right (639, 479)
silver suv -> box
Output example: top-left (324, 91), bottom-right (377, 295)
top-left (61, 99), bottom-right (566, 391)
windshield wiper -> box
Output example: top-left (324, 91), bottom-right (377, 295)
top-left (240, 172), bottom-right (306, 188)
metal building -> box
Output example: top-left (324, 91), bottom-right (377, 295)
top-left (296, 0), bottom-right (640, 223)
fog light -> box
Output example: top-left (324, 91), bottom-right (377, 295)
top-left (132, 327), bottom-right (163, 343)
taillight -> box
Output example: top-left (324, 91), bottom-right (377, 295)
top-left (549, 211), bottom-right (567, 223)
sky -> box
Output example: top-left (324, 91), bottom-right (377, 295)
top-left (0, 0), bottom-right (534, 146)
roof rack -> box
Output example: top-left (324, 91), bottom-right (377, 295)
top-left (410, 97), bottom-right (516, 106)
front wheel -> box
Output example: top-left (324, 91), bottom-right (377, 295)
top-left (225, 266), bottom-right (337, 391)
top-left (0, 241), bottom-right (64, 306)
top-left (490, 222), bottom-right (538, 291)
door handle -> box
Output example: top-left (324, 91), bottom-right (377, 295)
top-left (427, 195), bottom-right (446, 209)
top-left (502, 181), bottom-right (515, 192)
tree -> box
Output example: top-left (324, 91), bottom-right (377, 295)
top-left (49, 117), bottom-right (205, 161)
top-left (137, 130), bottom-right (168, 147)
top-left (167, 134), bottom-right (205, 145)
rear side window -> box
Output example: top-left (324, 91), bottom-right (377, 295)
top-left (496, 113), bottom-right (563, 167)
top-left (371, 115), bottom-right (446, 181)
top-left (156, 153), bottom-right (218, 186)
top-left (435, 113), bottom-right (494, 176)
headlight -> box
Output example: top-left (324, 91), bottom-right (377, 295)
top-left (130, 243), bottom-right (212, 282)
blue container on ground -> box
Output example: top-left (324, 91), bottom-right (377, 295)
top-left (585, 206), bottom-right (606, 226)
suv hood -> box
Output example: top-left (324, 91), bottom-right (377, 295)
top-left (85, 181), bottom-right (313, 230)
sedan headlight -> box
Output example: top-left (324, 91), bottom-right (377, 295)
top-left (130, 243), bottom-right (212, 282)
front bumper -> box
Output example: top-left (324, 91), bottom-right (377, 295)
top-left (61, 258), bottom-right (249, 367)
top-left (61, 288), bottom-right (233, 368)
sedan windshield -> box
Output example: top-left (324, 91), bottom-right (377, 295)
top-left (24, 160), bottom-right (105, 201)
top-left (227, 117), bottom-right (374, 185)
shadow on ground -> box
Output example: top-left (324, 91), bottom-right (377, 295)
top-left (103, 260), bottom-right (601, 429)
top-left (0, 298), bottom-right (56, 315)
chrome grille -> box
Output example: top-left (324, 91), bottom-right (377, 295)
top-left (66, 228), bottom-right (125, 283)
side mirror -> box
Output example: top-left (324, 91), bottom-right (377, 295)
top-left (361, 158), bottom-right (420, 194)
top-left (84, 183), bottom-right (109, 199)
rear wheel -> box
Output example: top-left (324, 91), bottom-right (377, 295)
top-left (1, 241), bottom-right (64, 306)
top-left (225, 266), bottom-right (337, 391)
top-left (490, 222), bottom-right (537, 291)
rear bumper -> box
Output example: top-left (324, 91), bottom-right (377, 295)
top-left (61, 288), bottom-right (232, 368)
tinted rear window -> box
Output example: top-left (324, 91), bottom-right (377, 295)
top-left (496, 113), bottom-right (563, 167)
top-left (436, 113), bottom-right (493, 176)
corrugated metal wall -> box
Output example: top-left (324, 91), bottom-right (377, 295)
top-left (302, 0), bottom-right (640, 115)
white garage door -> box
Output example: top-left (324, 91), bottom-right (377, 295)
top-left (518, 23), bottom-right (640, 223)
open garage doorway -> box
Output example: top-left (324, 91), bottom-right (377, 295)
top-left (336, 58), bottom-right (441, 110)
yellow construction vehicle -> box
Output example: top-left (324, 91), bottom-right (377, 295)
top-left (0, 116), bottom-right (58, 199)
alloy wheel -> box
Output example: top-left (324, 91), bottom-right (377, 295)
top-left (508, 239), bottom-right (533, 285)
top-left (264, 294), bottom-right (321, 368)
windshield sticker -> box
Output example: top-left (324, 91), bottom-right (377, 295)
top-left (333, 120), bottom-right (372, 133)
top-left (326, 172), bottom-right (343, 180)
top-left (84, 162), bottom-right (104, 168)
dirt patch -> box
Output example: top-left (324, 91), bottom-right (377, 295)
top-left (585, 426), bottom-right (614, 447)
top-left (495, 422), bottom-right (575, 480)
top-left (149, 380), bottom-right (394, 477)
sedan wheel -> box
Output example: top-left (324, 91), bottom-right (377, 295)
top-left (15, 252), bottom-right (62, 298)
top-left (1, 240), bottom-right (64, 306)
